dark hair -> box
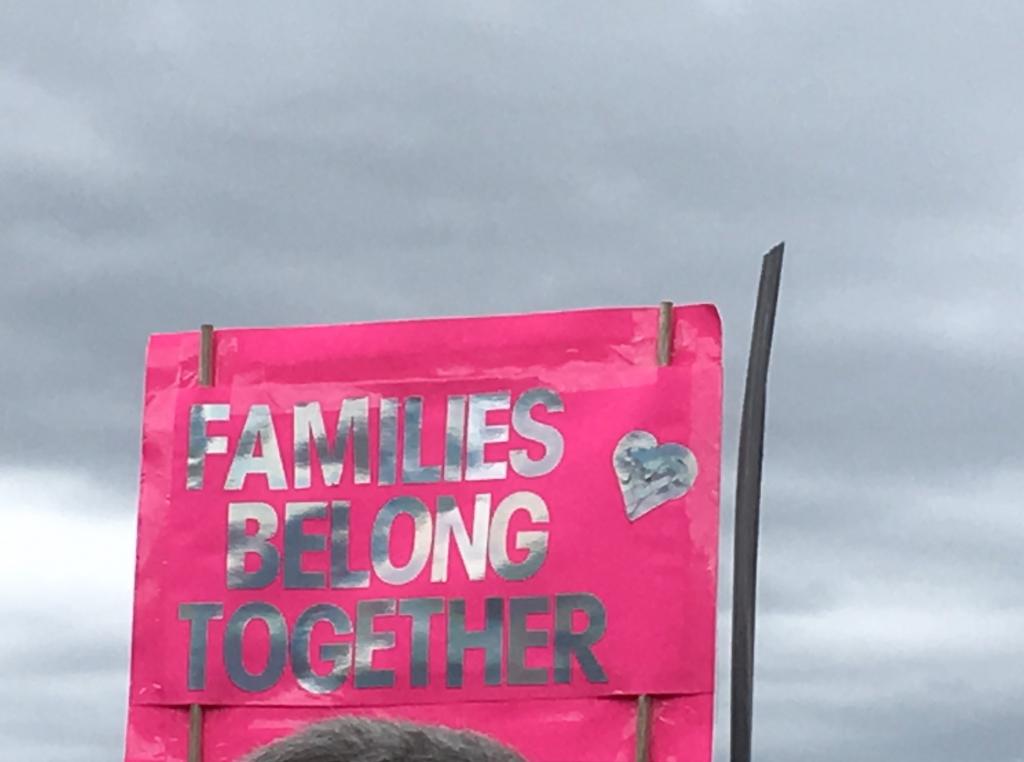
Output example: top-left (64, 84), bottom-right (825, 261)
top-left (243, 716), bottom-right (526, 762)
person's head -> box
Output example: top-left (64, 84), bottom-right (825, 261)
top-left (243, 716), bottom-right (526, 762)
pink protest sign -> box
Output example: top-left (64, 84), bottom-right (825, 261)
top-left (125, 305), bottom-right (722, 762)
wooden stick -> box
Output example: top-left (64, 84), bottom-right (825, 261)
top-left (199, 324), bottom-right (214, 387)
top-left (656, 301), bottom-right (674, 366)
top-left (190, 324), bottom-right (214, 756)
top-left (635, 694), bottom-right (652, 762)
top-left (730, 243), bottom-right (784, 762)
top-left (188, 703), bottom-right (203, 762)
top-left (637, 299), bottom-right (674, 760)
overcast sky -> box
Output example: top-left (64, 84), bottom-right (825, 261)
top-left (2, 2), bottom-right (1022, 760)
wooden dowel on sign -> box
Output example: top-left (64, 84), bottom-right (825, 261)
top-left (656, 300), bottom-right (674, 366)
top-left (634, 694), bottom-right (652, 762)
top-left (199, 324), bottom-right (215, 387)
top-left (637, 299), bottom-right (673, 760)
top-left (730, 242), bottom-right (784, 762)
top-left (191, 322), bottom-right (213, 761)
top-left (188, 703), bottom-right (203, 762)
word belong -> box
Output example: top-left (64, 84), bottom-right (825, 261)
top-left (227, 491), bottom-right (549, 590)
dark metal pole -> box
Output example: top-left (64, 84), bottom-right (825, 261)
top-left (730, 243), bottom-right (784, 762)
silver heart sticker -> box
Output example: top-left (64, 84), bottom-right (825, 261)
top-left (614, 430), bottom-right (698, 522)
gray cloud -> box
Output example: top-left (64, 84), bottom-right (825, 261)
top-left (1, 1), bottom-right (1022, 761)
